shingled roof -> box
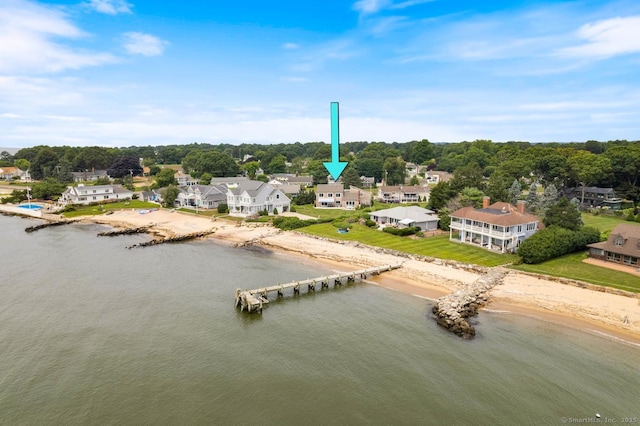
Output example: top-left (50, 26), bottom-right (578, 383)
top-left (450, 201), bottom-right (541, 227)
top-left (588, 223), bottom-right (640, 258)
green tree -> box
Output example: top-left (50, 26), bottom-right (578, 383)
top-left (199, 173), bottom-right (212, 185)
top-left (508, 179), bottom-right (522, 205)
top-left (31, 178), bottom-right (66, 200)
top-left (182, 150), bottom-right (240, 177)
top-left (543, 197), bottom-right (582, 231)
top-left (460, 187), bottom-right (484, 208)
top-left (411, 139), bottom-right (433, 165)
top-left (243, 161), bottom-right (261, 179)
top-left (14, 158), bottom-right (30, 171)
top-left (383, 157), bottom-right (406, 185)
top-left (409, 175), bottom-right (420, 186)
top-left (307, 160), bottom-right (329, 185)
top-left (450, 163), bottom-right (483, 191)
top-left (567, 150), bottom-right (613, 206)
top-left (107, 155), bottom-right (143, 179)
top-left (484, 173), bottom-right (510, 203)
top-left (268, 155), bottom-right (287, 174)
top-left (153, 168), bottom-right (177, 188)
top-left (161, 185), bottom-right (180, 207)
top-left (428, 181), bottom-right (456, 210)
top-left (525, 183), bottom-right (540, 213)
top-left (341, 164), bottom-right (361, 188)
top-left (541, 184), bottom-right (558, 210)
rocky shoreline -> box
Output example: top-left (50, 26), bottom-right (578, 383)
top-left (432, 269), bottom-right (506, 338)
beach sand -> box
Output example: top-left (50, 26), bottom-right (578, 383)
top-left (81, 209), bottom-right (640, 343)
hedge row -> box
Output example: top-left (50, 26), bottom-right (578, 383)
top-left (382, 226), bottom-right (421, 236)
top-left (517, 225), bottom-right (601, 264)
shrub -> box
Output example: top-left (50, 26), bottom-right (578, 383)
top-left (290, 205), bottom-right (296, 212)
top-left (258, 209), bottom-right (268, 216)
top-left (273, 208), bottom-right (278, 215)
top-left (331, 221), bottom-right (352, 229)
top-left (217, 203), bottom-right (228, 214)
top-left (364, 219), bottom-right (377, 227)
top-left (272, 216), bottom-right (316, 230)
top-left (383, 226), bottom-right (420, 236)
top-left (518, 225), bottom-right (601, 264)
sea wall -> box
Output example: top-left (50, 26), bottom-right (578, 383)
top-left (0, 204), bottom-right (42, 218)
top-left (432, 269), bottom-right (505, 338)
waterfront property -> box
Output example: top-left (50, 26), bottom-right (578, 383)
top-left (0, 166), bottom-right (29, 181)
top-left (176, 184), bottom-right (228, 209)
top-left (315, 183), bottom-right (371, 209)
top-left (369, 206), bottom-right (439, 231)
top-left (226, 181), bottom-right (290, 217)
top-left (378, 185), bottom-right (429, 203)
top-left (587, 223), bottom-right (640, 268)
top-left (269, 173), bottom-right (313, 187)
top-left (60, 184), bottom-right (133, 205)
top-left (449, 198), bottom-right (541, 253)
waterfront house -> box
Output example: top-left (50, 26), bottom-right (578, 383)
top-left (315, 183), bottom-right (371, 209)
top-left (0, 166), bottom-right (29, 181)
top-left (449, 197), bottom-right (542, 253)
top-left (587, 224), bottom-right (640, 268)
top-left (378, 185), bottom-right (429, 203)
top-left (177, 184), bottom-right (228, 209)
top-left (175, 171), bottom-right (199, 187)
top-left (226, 181), bottom-right (290, 217)
top-left (369, 206), bottom-right (439, 231)
top-left (61, 184), bottom-right (133, 205)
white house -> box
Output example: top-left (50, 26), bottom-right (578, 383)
top-left (449, 198), bottom-right (542, 253)
top-left (378, 185), bottom-right (429, 203)
top-left (0, 166), bottom-right (29, 181)
top-left (61, 184), bottom-right (133, 205)
top-left (176, 184), bottom-right (228, 209)
top-left (226, 181), bottom-right (290, 217)
top-left (71, 169), bottom-right (109, 182)
top-left (369, 206), bottom-right (439, 231)
top-left (315, 183), bottom-right (371, 209)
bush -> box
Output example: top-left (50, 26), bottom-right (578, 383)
top-left (383, 226), bottom-right (420, 236)
top-left (331, 221), bottom-right (352, 229)
top-left (217, 203), bottom-right (228, 214)
top-left (517, 225), bottom-right (602, 264)
top-left (258, 209), bottom-right (268, 216)
top-left (273, 208), bottom-right (278, 215)
top-left (290, 205), bottom-right (296, 212)
top-left (364, 219), bottom-right (377, 227)
top-left (272, 216), bottom-right (316, 230)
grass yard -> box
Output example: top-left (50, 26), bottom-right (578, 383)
top-left (511, 252), bottom-right (640, 293)
top-left (300, 223), bottom-right (516, 267)
top-left (581, 212), bottom-right (637, 234)
top-left (293, 205), bottom-right (363, 220)
top-left (62, 200), bottom-right (160, 218)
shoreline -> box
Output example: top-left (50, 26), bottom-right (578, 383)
top-left (24, 209), bottom-right (640, 345)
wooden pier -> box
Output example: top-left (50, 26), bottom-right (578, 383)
top-left (234, 264), bottom-right (402, 313)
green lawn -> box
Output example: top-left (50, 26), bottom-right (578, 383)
top-left (581, 212), bottom-right (637, 234)
top-left (300, 223), bottom-right (516, 267)
top-left (62, 200), bottom-right (160, 218)
top-left (292, 205), bottom-right (362, 220)
top-left (511, 252), bottom-right (640, 293)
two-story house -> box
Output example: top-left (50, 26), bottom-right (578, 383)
top-left (449, 197), bottom-right (542, 253)
top-left (60, 184), bottom-right (133, 205)
top-left (563, 186), bottom-right (622, 209)
top-left (226, 181), bottom-right (290, 217)
top-left (588, 224), bottom-right (640, 268)
top-left (177, 184), bottom-right (228, 209)
top-left (315, 184), bottom-right (371, 209)
top-left (71, 169), bottom-right (109, 182)
top-left (378, 185), bottom-right (429, 203)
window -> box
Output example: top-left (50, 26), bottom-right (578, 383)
top-left (526, 223), bottom-right (536, 231)
top-left (614, 235), bottom-right (624, 247)
top-left (517, 225), bottom-right (523, 232)
top-left (591, 248), bottom-right (604, 256)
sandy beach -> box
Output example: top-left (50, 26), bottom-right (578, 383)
top-left (81, 208), bottom-right (640, 343)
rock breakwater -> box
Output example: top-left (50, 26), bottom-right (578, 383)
top-left (432, 269), bottom-right (505, 338)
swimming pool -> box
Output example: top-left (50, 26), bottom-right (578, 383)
top-left (18, 204), bottom-right (43, 210)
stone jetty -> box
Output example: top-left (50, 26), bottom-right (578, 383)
top-left (24, 219), bottom-right (78, 233)
top-left (97, 226), bottom-right (150, 236)
top-left (432, 269), bottom-right (505, 339)
top-left (126, 229), bottom-right (215, 249)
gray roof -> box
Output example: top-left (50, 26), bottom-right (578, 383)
top-left (370, 206), bottom-right (438, 222)
top-left (228, 180), bottom-right (268, 196)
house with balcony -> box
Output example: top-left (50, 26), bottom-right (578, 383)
top-left (587, 224), bottom-right (640, 268)
top-left (378, 185), bottom-right (429, 203)
top-left (226, 181), bottom-right (290, 217)
top-left (563, 186), bottom-right (622, 209)
top-left (369, 206), bottom-right (439, 231)
top-left (71, 169), bottom-right (109, 182)
top-left (177, 184), bottom-right (228, 209)
top-left (449, 197), bottom-right (542, 253)
top-left (60, 184), bottom-right (133, 205)
top-left (315, 183), bottom-right (371, 209)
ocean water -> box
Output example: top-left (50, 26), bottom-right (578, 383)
top-left (1, 215), bottom-right (639, 425)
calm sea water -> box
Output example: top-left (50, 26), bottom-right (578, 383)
top-left (1, 215), bottom-right (639, 425)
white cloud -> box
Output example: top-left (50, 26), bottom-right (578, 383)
top-left (122, 32), bottom-right (167, 56)
top-left (86, 0), bottom-right (132, 15)
top-left (282, 42), bottom-right (300, 50)
top-left (0, 0), bottom-right (116, 73)
top-left (559, 16), bottom-right (640, 59)
top-left (353, 0), bottom-right (389, 15)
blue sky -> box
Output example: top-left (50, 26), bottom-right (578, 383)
top-left (1, 0), bottom-right (640, 148)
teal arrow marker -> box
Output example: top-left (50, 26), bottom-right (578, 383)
top-left (323, 102), bottom-right (348, 180)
